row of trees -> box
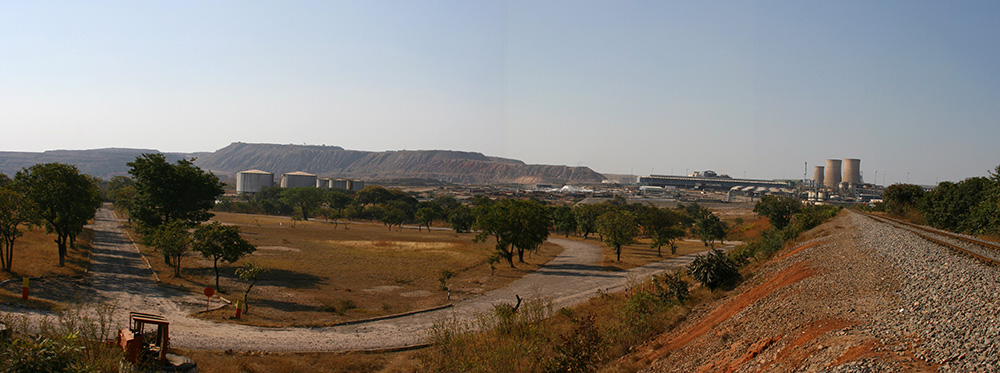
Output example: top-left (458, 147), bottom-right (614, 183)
top-left (0, 164), bottom-right (102, 272)
top-left (215, 185), bottom-right (478, 233)
top-left (103, 154), bottom-right (256, 291)
top-left (881, 165), bottom-right (1000, 235)
top-left (475, 196), bottom-right (729, 266)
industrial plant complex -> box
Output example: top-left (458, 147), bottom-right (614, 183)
top-left (638, 158), bottom-right (883, 204)
top-left (235, 169), bottom-right (365, 194)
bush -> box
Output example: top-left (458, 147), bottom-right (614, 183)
top-left (546, 314), bottom-right (604, 372)
top-left (653, 270), bottom-right (689, 304)
top-left (688, 249), bottom-right (742, 290)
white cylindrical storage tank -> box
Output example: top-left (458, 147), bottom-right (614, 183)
top-left (824, 159), bottom-right (842, 189)
top-left (236, 170), bottom-right (274, 194)
top-left (813, 166), bottom-right (825, 188)
top-left (330, 179), bottom-right (350, 190)
top-left (843, 158), bottom-right (861, 184)
top-left (348, 180), bottom-right (366, 191)
top-left (280, 171), bottom-right (317, 188)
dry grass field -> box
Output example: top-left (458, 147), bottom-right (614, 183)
top-left (0, 226), bottom-right (93, 310)
top-left (137, 212), bottom-right (561, 327)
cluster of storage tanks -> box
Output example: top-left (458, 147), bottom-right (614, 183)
top-left (813, 158), bottom-right (862, 189)
top-left (235, 170), bottom-right (365, 194)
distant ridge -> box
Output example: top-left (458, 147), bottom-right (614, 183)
top-left (195, 142), bottom-right (606, 185)
top-left (0, 148), bottom-right (190, 179)
top-left (0, 143), bottom-right (606, 185)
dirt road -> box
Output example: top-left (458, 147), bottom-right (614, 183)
top-left (2, 206), bottom-right (723, 352)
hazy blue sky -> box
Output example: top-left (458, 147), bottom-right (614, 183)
top-left (3, 1), bottom-right (999, 185)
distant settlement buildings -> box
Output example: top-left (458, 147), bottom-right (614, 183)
top-left (236, 169), bottom-right (364, 194)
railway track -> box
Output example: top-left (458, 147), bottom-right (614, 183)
top-left (857, 210), bottom-right (1000, 266)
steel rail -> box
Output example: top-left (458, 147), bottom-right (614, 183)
top-left (858, 211), bottom-right (1000, 266)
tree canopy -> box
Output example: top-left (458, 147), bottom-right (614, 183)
top-left (475, 199), bottom-right (550, 267)
top-left (753, 196), bottom-right (802, 230)
top-left (127, 153), bottom-right (224, 231)
top-left (15, 163), bottom-right (101, 267)
top-left (192, 221), bottom-right (256, 290)
top-left (597, 209), bottom-right (639, 262)
top-left (0, 186), bottom-right (33, 272)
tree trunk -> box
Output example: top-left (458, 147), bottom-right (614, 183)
top-left (517, 248), bottom-right (525, 263)
top-left (0, 241), bottom-right (7, 271)
top-left (214, 257), bottom-right (221, 291)
top-left (616, 245), bottom-right (622, 262)
top-left (56, 235), bottom-right (67, 267)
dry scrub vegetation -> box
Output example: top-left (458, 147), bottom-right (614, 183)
top-left (137, 212), bottom-right (561, 327)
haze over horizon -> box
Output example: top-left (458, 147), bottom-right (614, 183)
top-left (3, 1), bottom-right (999, 185)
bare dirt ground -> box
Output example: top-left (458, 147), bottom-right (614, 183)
top-left (1, 206), bottom-right (726, 353)
top-left (629, 212), bottom-right (941, 372)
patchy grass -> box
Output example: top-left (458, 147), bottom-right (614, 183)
top-left (0, 226), bottom-right (93, 282)
top-left (136, 212), bottom-right (561, 327)
top-left (561, 235), bottom-right (707, 270)
top-left (177, 348), bottom-right (424, 373)
top-left (0, 226), bottom-right (94, 310)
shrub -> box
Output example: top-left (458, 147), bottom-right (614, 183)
top-left (545, 314), bottom-right (604, 372)
top-left (688, 249), bottom-right (742, 290)
top-left (653, 270), bottom-right (689, 304)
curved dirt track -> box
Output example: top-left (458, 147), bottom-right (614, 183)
top-left (2, 207), bottom-right (721, 352)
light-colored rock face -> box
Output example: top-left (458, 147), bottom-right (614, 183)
top-left (194, 142), bottom-right (606, 184)
top-left (0, 142), bottom-right (607, 184)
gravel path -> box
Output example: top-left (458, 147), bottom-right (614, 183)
top-left (641, 211), bottom-right (1000, 372)
top-left (2, 207), bottom-right (721, 352)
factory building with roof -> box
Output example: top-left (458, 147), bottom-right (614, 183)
top-left (638, 174), bottom-right (790, 191)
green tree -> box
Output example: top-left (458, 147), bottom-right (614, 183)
top-left (15, 163), bottom-right (102, 267)
top-left (0, 187), bottom-right (33, 272)
top-left (127, 153), bottom-right (224, 230)
top-left (144, 220), bottom-right (190, 277)
top-left (354, 186), bottom-right (394, 205)
top-left (753, 196), bottom-right (802, 230)
top-left (415, 206), bottom-right (438, 232)
top-left (235, 262), bottom-right (269, 314)
top-left (597, 209), bottom-right (639, 262)
top-left (192, 222), bottom-right (256, 291)
top-left (688, 249), bottom-right (741, 290)
top-left (280, 187), bottom-right (326, 220)
top-left (551, 206), bottom-right (577, 237)
top-left (475, 199), bottom-right (551, 267)
top-left (573, 203), bottom-right (605, 239)
top-left (883, 183), bottom-right (925, 216)
top-left (640, 207), bottom-right (685, 256)
top-left (447, 204), bottom-right (475, 233)
top-left (695, 214), bottom-right (727, 247)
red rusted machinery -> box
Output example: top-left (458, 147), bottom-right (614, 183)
top-left (118, 312), bottom-right (170, 365)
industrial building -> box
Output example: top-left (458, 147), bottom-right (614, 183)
top-left (638, 174), bottom-right (790, 191)
top-left (236, 170), bottom-right (274, 194)
top-left (280, 171), bottom-right (317, 188)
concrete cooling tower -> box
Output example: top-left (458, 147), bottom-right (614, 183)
top-left (813, 166), bottom-right (825, 187)
top-left (824, 159), bottom-right (842, 188)
top-left (843, 158), bottom-right (862, 184)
